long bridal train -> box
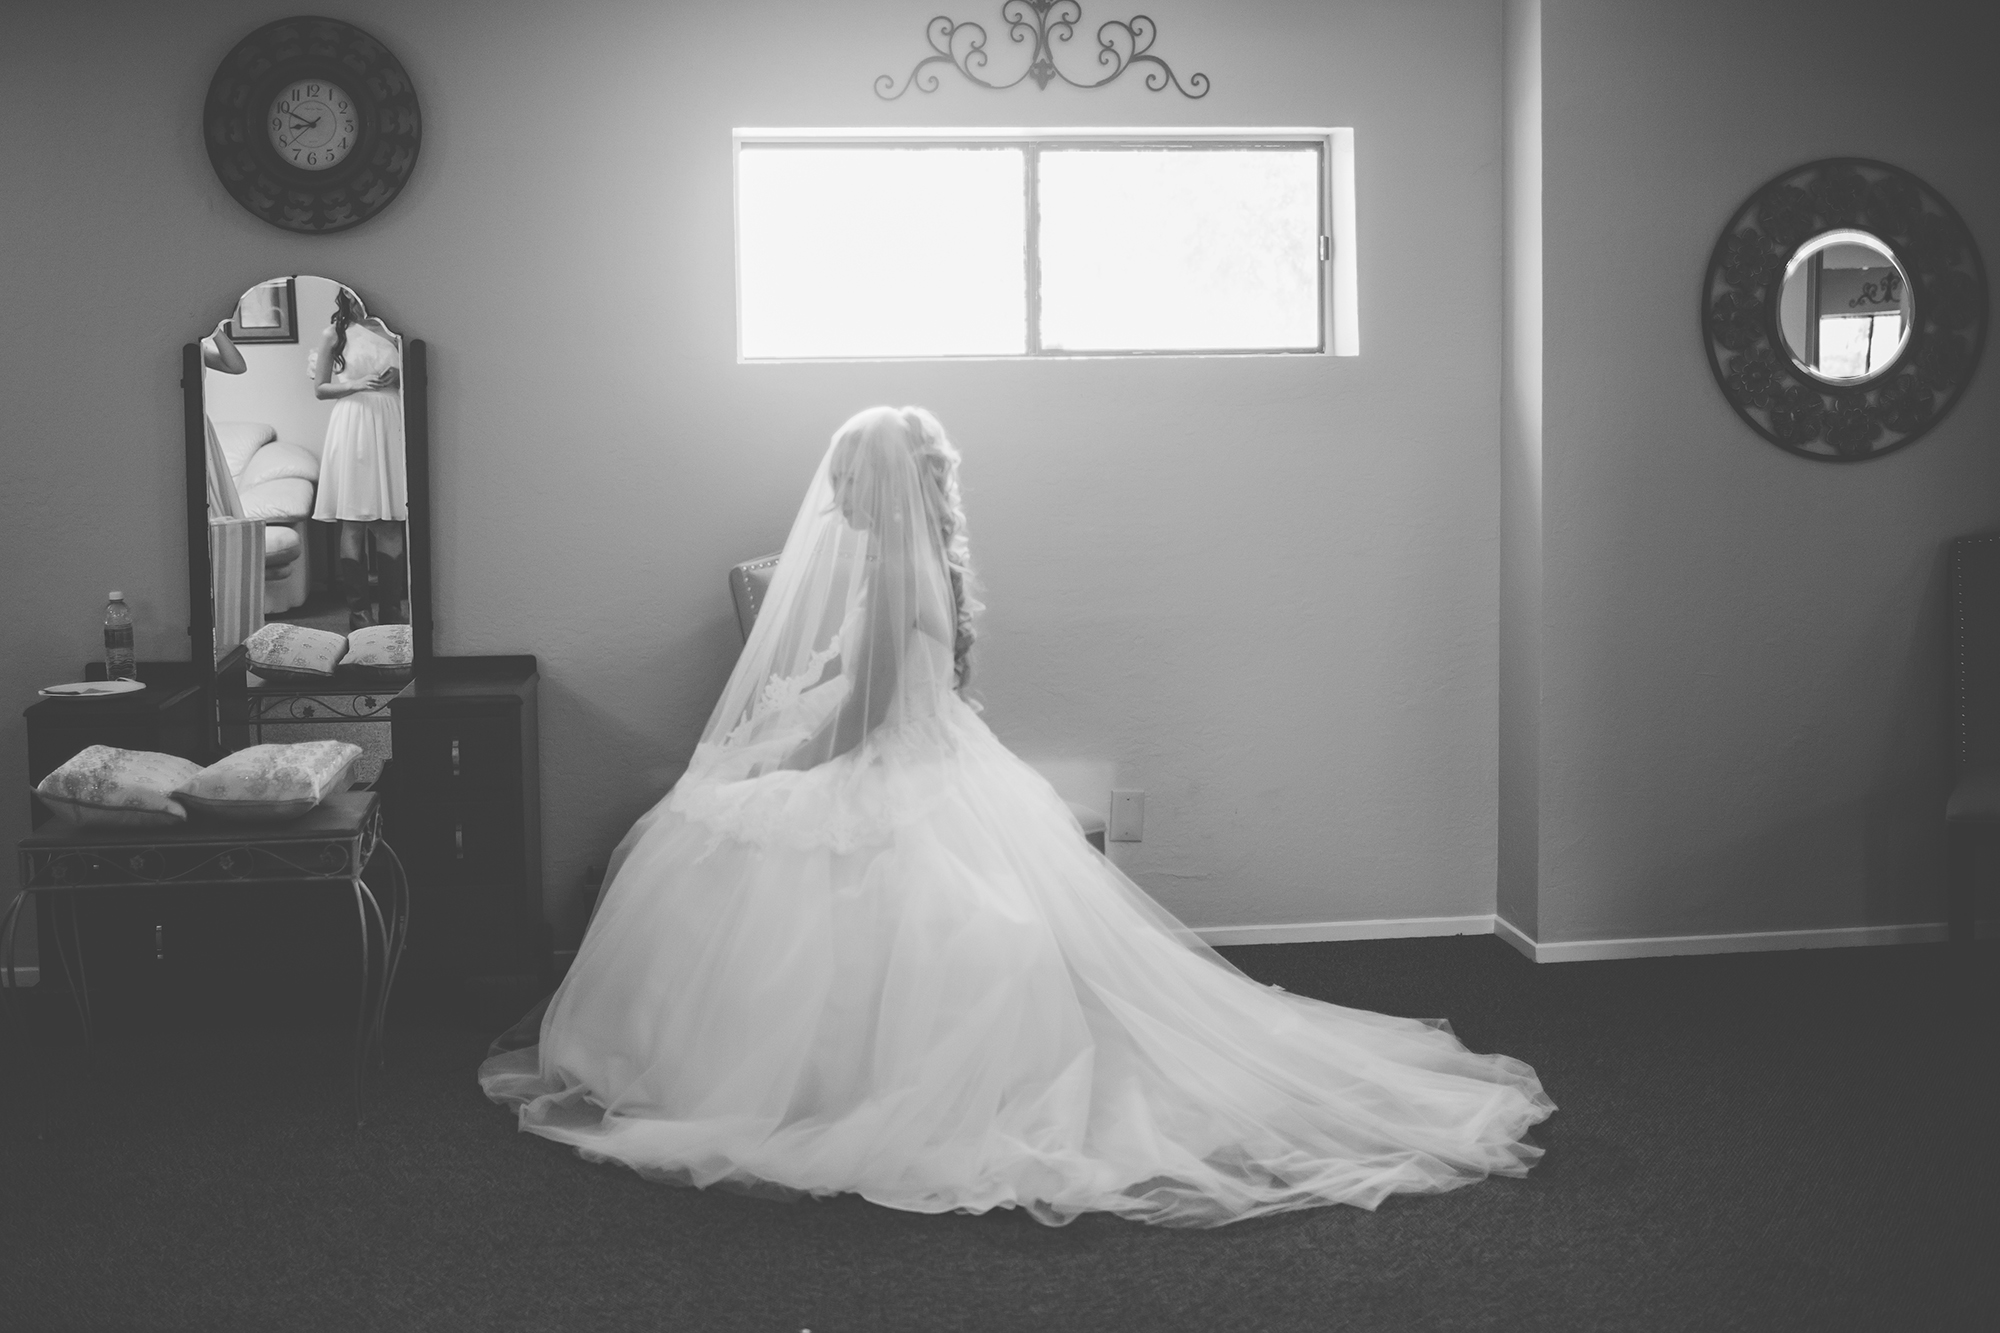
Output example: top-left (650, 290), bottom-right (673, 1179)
top-left (481, 704), bottom-right (1553, 1227)
top-left (480, 406), bottom-right (1553, 1227)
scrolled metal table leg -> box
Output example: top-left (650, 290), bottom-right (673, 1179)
top-left (368, 843), bottom-right (412, 1066)
top-left (0, 890), bottom-right (28, 1043)
top-left (354, 878), bottom-right (391, 1073)
top-left (349, 879), bottom-right (374, 1128)
top-left (50, 897), bottom-right (91, 1046)
top-left (62, 897), bottom-right (92, 1041)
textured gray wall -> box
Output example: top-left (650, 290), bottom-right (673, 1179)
top-left (1499, 0), bottom-right (1544, 936)
top-left (1533, 0), bottom-right (2000, 942)
top-left (0, 0), bottom-right (1506, 943)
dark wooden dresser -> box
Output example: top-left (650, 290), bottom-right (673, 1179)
top-left (24, 662), bottom-right (211, 805)
top-left (384, 655), bottom-right (546, 1005)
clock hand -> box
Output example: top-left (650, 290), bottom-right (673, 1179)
top-left (279, 117), bottom-right (328, 148)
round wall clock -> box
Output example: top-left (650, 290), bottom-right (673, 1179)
top-left (203, 16), bottom-right (422, 234)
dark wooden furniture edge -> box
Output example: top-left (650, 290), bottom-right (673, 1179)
top-left (405, 339), bottom-right (434, 665)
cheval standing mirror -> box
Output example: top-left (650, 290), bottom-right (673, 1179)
top-left (183, 274), bottom-right (433, 776)
top-left (182, 286), bottom-right (545, 999)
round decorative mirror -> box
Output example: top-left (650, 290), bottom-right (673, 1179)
top-left (1776, 229), bottom-right (1913, 384)
top-left (1702, 158), bottom-right (1986, 461)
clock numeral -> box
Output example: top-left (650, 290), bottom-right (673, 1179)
top-left (336, 99), bottom-right (348, 111)
top-left (276, 99), bottom-right (291, 113)
top-left (342, 120), bottom-right (355, 133)
top-left (338, 138), bottom-right (349, 150)
top-left (270, 116), bottom-right (282, 131)
top-left (306, 83), bottom-right (319, 97)
top-left (292, 149), bottom-right (301, 160)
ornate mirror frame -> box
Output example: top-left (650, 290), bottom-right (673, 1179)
top-left (1702, 158), bottom-right (1987, 462)
top-left (180, 330), bottom-right (433, 683)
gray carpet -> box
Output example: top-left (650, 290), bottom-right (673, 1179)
top-left (1, 935), bottom-right (1992, 1332)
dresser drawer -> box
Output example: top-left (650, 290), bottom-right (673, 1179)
top-left (393, 801), bottom-right (523, 886)
top-left (381, 656), bottom-right (544, 995)
top-left (392, 717), bottom-right (520, 799)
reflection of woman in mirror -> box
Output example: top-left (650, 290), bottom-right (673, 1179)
top-left (200, 318), bottom-right (247, 517)
top-left (310, 288), bottom-right (407, 629)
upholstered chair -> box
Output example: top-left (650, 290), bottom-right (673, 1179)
top-left (729, 554), bottom-right (1108, 852)
top-left (1945, 533), bottom-right (2000, 977)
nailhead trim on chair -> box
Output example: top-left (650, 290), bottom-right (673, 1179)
top-left (741, 555), bottom-right (780, 622)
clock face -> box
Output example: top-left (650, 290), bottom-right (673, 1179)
top-left (266, 80), bottom-right (359, 172)
top-left (208, 17), bottom-right (421, 233)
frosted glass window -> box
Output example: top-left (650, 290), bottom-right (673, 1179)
top-left (737, 146), bottom-right (1027, 359)
top-left (736, 132), bottom-right (1349, 360)
top-left (1038, 148), bottom-right (1323, 352)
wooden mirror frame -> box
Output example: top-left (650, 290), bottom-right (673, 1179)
top-left (180, 336), bottom-right (433, 685)
top-left (1701, 158), bottom-right (1987, 462)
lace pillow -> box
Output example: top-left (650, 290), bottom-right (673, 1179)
top-left (179, 741), bottom-right (362, 823)
top-left (34, 745), bottom-right (203, 827)
top-left (340, 624), bottom-right (414, 680)
top-left (245, 623), bottom-right (345, 681)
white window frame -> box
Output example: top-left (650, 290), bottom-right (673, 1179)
top-left (732, 126), bottom-right (1358, 363)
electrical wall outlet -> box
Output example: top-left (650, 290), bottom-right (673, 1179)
top-left (1109, 789), bottom-right (1144, 842)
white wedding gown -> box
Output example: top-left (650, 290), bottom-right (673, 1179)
top-left (480, 408), bottom-right (1553, 1227)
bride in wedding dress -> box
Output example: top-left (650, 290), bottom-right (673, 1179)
top-left (480, 406), bottom-right (1554, 1227)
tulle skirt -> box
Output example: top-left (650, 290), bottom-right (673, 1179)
top-left (479, 703), bottom-right (1554, 1227)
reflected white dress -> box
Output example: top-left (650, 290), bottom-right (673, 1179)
top-left (311, 322), bottom-right (405, 523)
top-left (481, 407), bottom-right (1554, 1227)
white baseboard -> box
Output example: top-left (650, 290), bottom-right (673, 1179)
top-left (1195, 915), bottom-right (1496, 948)
top-left (1495, 914), bottom-right (1997, 963)
top-left (1492, 913), bottom-right (1538, 960)
top-left (1199, 913), bottom-right (1995, 962)
top-left (2, 965), bottom-right (40, 987)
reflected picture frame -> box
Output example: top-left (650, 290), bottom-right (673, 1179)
top-left (230, 276), bottom-right (298, 344)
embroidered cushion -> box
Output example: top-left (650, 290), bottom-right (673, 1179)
top-left (339, 624), bottom-right (414, 680)
top-left (179, 741), bottom-right (362, 823)
top-left (244, 623), bottom-right (346, 682)
top-left (34, 746), bottom-right (203, 827)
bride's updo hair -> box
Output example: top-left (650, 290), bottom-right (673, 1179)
top-left (827, 406), bottom-right (983, 690)
top-left (898, 407), bottom-right (982, 689)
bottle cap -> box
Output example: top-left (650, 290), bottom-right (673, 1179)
top-left (109, 591), bottom-right (124, 601)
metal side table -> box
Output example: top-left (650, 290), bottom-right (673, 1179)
top-left (5, 791), bottom-right (409, 1125)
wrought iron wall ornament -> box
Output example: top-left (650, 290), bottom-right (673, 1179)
top-left (1702, 158), bottom-right (1986, 462)
top-left (876, 2), bottom-right (1208, 100)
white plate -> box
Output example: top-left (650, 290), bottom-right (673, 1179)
top-left (39, 680), bottom-right (147, 699)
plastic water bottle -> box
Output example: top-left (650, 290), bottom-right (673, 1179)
top-left (104, 592), bottom-right (136, 680)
